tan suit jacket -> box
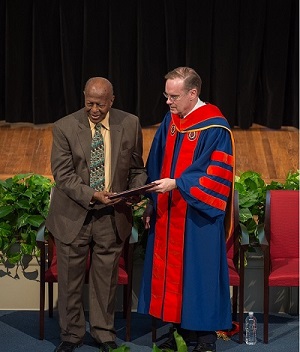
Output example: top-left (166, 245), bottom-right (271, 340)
top-left (45, 107), bottom-right (147, 243)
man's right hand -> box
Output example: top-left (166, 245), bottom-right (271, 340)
top-left (92, 191), bottom-right (121, 205)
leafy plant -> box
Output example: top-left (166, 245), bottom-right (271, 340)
top-left (235, 169), bottom-right (299, 247)
top-left (284, 169), bottom-right (300, 189)
top-left (0, 173), bottom-right (53, 273)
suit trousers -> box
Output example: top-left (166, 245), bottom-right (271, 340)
top-left (55, 206), bottom-right (124, 344)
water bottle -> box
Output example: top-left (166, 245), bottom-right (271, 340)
top-left (245, 311), bottom-right (257, 345)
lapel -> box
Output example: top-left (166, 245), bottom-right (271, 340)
top-left (109, 109), bottom-right (122, 183)
top-left (76, 110), bottom-right (92, 168)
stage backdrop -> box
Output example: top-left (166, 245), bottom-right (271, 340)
top-left (0, 0), bottom-right (298, 129)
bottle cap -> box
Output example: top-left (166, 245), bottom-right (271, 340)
top-left (249, 311), bottom-right (254, 316)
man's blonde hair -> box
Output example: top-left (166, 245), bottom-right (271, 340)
top-left (165, 67), bottom-right (202, 96)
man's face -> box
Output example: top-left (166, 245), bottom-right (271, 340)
top-left (84, 86), bottom-right (114, 124)
top-left (164, 78), bottom-right (196, 117)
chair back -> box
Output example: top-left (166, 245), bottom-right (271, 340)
top-left (265, 190), bottom-right (299, 261)
top-left (263, 189), bottom-right (299, 343)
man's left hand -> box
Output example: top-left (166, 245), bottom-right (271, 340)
top-left (150, 178), bottom-right (177, 193)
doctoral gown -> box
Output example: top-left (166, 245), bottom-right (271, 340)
top-left (137, 104), bottom-right (235, 331)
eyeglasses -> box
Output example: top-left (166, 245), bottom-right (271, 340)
top-left (163, 92), bottom-right (183, 102)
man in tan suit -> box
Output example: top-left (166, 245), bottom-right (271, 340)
top-left (46, 77), bottom-right (147, 352)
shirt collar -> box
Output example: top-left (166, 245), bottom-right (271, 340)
top-left (184, 98), bottom-right (206, 118)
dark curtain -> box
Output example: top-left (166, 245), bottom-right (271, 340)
top-left (0, 0), bottom-right (298, 128)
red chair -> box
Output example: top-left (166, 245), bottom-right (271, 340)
top-left (36, 227), bottom-right (134, 341)
top-left (262, 190), bottom-right (299, 343)
top-left (226, 190), bottom-right (248, 343)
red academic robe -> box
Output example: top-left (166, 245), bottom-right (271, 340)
top-left (138, 104), bottom-right (235, 331)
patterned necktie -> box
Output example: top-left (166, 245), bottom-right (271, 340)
top-left (90, 123), bottom-right (105, 191)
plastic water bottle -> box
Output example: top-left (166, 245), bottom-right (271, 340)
top-left (245, 311), bottom-right (257, 345)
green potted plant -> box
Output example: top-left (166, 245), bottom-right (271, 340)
top-left (235, 169), bottom-right (299, 248)
top-left (0, 173), bottom-right (53, 276)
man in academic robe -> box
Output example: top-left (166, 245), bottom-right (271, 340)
top-left (138, 67), bottom-right (235, 352)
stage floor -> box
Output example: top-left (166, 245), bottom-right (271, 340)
top-left (0, 122), bottom-right (298, 184)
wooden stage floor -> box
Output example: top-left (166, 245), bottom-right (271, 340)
top-left (0, 121), bottom-right (298, 184)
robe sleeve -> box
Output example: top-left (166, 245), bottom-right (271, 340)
top-left (176, 126), bottom-right (234, 218)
